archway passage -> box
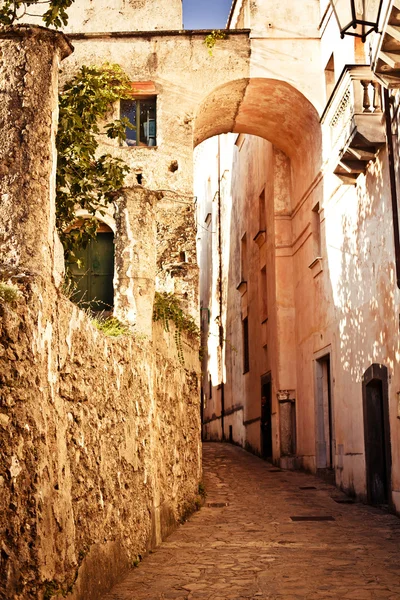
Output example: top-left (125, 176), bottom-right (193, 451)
top-left (195, 76), bottom-right (324, 466)
top-left (69, 221), bottom-right (115, 313)
top-left (194, 78), bottom-right (322, 194)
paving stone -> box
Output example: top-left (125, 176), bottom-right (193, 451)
top-left (101, 443), bottom-right (400, 600)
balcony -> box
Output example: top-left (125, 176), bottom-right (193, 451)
top-left (321, 66), bottom-right (386, 184)
top-left (371, 0), bottom-right (400, 87)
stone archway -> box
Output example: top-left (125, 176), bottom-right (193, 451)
top-left (194, 76), bottom-right (324, 462)
top-left (193, 77), bottom-right (322, 200)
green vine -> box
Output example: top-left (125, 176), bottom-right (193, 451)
top-left (153, 292), bottom-right (199, 364)
top-left (56, 63), bottom-right (134, 264)
top-left (204, 30), bottom-right (227, 56)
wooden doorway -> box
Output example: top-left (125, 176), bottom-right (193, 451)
top-left (362, 364), bottom-right (392, 507)
top-left (261, 372), bottom-right (272, 459)
top-left (315, 352), bottom-right (334, 474)
top-left (69, 222), bottom-right (115, 312)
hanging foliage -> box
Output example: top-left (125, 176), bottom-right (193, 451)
top-left (153, 292), bottom-right (199, 364)
top-left (56, 64), bottom-right (133, 262)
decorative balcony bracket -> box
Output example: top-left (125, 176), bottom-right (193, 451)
top-left (321, 65), bottom-right (386, 184)
top-left (371, 0), bottom-right (400, 88)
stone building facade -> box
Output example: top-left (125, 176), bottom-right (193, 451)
top-left (198, 0), bottom-right (400, 517)
top-left (0, 11), bottom-right (209, 600)
top-left (3, 0), bottom-right (400, 598)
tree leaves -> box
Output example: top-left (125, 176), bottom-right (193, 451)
top-left (56, 64), bottom-right (133, 262)
top-left (0, 0), bottom-right (74, 27)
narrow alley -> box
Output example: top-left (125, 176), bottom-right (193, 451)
top-left (102, 443), bottom-right (400, 600)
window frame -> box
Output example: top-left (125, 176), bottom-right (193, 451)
top-left (243, 316), bottom-right (250, 374)
top-left (120, 95), bottom-right (157, 148)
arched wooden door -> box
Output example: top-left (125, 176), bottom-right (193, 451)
top-left (362, 364), bottom-right (392, 506)
top-left (69, 222), bottom-right (114, 312)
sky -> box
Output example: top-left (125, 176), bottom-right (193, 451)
top-left (182, 0), bottom-right (233, 30)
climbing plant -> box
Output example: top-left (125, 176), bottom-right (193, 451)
top-left (153, 292), bottom-right (199, 364)
top-left (56, 64), bottom-right (133, 262)
top-left (204, 30), bottom-right (227, 56)
top-left (0, 0), bottom-right (74, 27)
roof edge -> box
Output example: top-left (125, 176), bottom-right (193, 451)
top-left (68, 28), bottom-right (251, 40)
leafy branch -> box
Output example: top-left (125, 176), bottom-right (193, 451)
top-left (56, 64), bottom-right (133, 262)
top-left (0, 0), bottom-right (74, 27)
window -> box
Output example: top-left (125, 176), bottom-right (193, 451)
top-left (243, 317), bottom-right (250, 374)
top-left (312, 202), bottom-right (322, 258)
top-left (259, 188), bottom-right (266, 232)
top-left (260, 265), bottom-right (268, 321)
top-left (68, 222), bottom-right (115, 313)
top-left (120, 97), bottom-right (157, 147)
top-left (240, 233), bottom-right (248, 282)
top-left (324, 54), bottom-right (335, 101)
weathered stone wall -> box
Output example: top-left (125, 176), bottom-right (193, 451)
top-left (0, 26), bottom-right (72, 283)
top-left (62, 31), bottom-right (251, 196)
top-left (156, 194), bottom-right (199, 318)
top-left (0, 26), bottom-right (201, 600)
top-left (21, 0), bottom-right (184, 33)
top-left (0, 284), bottom-right (201, 600)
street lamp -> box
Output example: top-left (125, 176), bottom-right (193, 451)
top-left (329, 0), bottom-right (384, 42)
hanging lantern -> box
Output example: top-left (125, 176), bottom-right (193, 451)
top-left (329, 0), bottom-right (384, 42)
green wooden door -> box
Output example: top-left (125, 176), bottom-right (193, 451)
top-left (69, 232), bottom-right (114, 312)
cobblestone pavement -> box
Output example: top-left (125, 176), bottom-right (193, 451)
top-left (102, 443), bottom-right (400, 600)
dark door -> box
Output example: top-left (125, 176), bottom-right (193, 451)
top-left (363, 364), bottom-right (391, 506)
top-left (261, 373), bottom-right (272, 459)
top-left (69, 228), bottom-right (114, 312)
top-left (315, 354), bottom-right (334, 470)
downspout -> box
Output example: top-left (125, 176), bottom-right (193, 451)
top-left (218, 135), bottom-right (225, 440)
top-left (383, 88), bottom-right (400, 289)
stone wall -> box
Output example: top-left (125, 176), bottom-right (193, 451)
top-left (21, 0), bottom-right (184, 34)
top-left (0, 284), bottom-right (201, 600)
top-left (0, 26), bottom-right (201, 600)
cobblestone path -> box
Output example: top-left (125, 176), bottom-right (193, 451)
top-left (102, 443), bottom-right (400, 600)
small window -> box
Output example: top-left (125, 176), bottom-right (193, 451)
top-left (120, 97), bottom-right (157, 147)
top-left (240, 233), bottom-right (248, 282)
top-left (260, 266), bottom-right (268, 321)
top-left (259, 188), bottom-right (266, 232)
top-left (243, 317), bottom-right (250, 374)
top-left (312, 202), bottom-right (322, 258)
top-left (325, 54), bottom-right (335, 101)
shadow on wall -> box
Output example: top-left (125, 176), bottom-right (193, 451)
top-left (328, 151), bottom-right (398, 497)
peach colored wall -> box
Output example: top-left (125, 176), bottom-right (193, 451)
top-left (197, 123), bottom-right (400, 511)
top-left (196, 0), bottom-right (400, 511)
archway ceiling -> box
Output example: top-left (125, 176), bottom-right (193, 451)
top-left (194, 78), bottom-right (322, 168)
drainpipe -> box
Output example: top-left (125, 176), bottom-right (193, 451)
top-left (217, 135), bottom-right (225, 440)
top-left (383, 88), bottom-right (400, 289)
